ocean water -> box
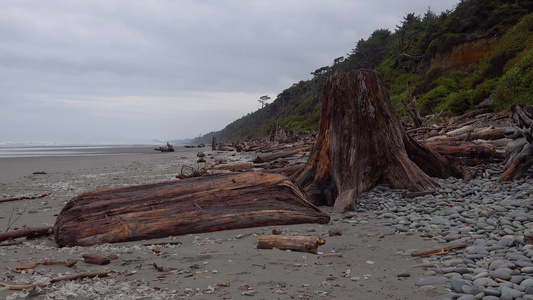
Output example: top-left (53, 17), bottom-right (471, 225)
top-left (0, 143), bottom-right (156, 158)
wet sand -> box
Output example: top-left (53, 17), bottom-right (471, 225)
top-left (0, 146), bottom-right (448, 299)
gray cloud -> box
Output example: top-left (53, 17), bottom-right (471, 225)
top-left (0, 0), bottom-right (458, 143)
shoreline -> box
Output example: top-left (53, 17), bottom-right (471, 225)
top-left (0, 147), bottom-right (531, 299)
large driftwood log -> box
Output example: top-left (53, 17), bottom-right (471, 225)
top-left (421, 141), bottom-right (495, 158)
top-left (296, 69), bottom-right (457, 213)
top-left (501, 104), bottom-right (533, 181)
top-left (54, 172), bottom-right (330, 247)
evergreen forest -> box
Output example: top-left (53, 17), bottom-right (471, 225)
top-left (197, 0), bottom-right (533, 143)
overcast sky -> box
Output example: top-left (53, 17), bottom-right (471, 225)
top-left (0, 0), bottom-right (459, 144)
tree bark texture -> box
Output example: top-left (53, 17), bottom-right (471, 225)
top-left (54, 172), bottom-right (330, 247)
top-left (296, 69), bottom-right (455, 213)
top-left (501, 104), bottom-right (533, 181)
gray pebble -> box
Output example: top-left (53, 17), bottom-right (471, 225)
top-left (450, 279), bottom-right (465, 293)
top-left (416, 276), bottom-right (447, 286)
top-left (396, 271), bottom-right (411, 277)
top-left (456, 295), bottom-right (476, 300)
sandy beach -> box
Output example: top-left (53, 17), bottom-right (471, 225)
top-left (1, 145), bottom-right (455, 299)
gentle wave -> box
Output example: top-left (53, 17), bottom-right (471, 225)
top-left (0, 144), bottom-right (157, 158)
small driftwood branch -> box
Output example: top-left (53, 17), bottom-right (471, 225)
top-left (256, 235), bottom-right (325, 254)
top-left (16, 259), bottom-right (77, 270)
top-left (0, 282), bottom-right (47, 290)
top-left (0, 226), bottom-right (54, 242)
top-left (0, 193), bottom-right (50, 203)
top-left (0, 271), bottom-right (108, 290)
top-left (318, 253), bottom-right (343, 258)
top-left (410, 242), bottom-right (468, 257)
top-left (50, 271), bottom-right (109, 283)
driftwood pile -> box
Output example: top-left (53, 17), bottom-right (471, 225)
top-left (501, 104), bottom-right (533, 181)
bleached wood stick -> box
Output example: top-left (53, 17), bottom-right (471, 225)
top-left (257, 235), bottom-right (325, 254)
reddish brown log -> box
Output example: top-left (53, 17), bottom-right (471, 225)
top-left (54, 172), bottom-right (330, 247)
top-left (295, 69), bottom-right (456, 213)
top-left (421, 141), bottom-right (495, 158)
top-left (256, 235), bottom-right (325, 254)
top-left (82, 253), bottom-right (111, 265)
top-left (0, 226), bottom-right (54, 243)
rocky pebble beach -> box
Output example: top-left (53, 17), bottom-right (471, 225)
top-left (352, 162), bottom-right (533, 300)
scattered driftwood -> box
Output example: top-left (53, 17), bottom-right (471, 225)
top-left (410, 242), bottom-right (468, 257)
top-left (0, 271), bottom-right (109, 290)
top-left (54, 172), bottom-right (330, 247)
top-left (501, 104), bottom-right (533, 181)
top-left (256, 235), bottom-right (325, 254)
top-left (0, 226), bottom-right (54, 243)
top-left (16, 259), bottom-right (77, 270)
top-left (295, 69), bottom-right (457, 213)
top-left (0, 193), bottom-right (50, 203)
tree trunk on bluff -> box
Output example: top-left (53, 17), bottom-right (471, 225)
top-left (295, 69), bottom-right (456, 213)
top-left (54, 172), bottom-right (330, 247)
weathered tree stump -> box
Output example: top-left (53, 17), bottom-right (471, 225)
top-left (54, 172), bottom-right (330, 247)
top-left (501, 104), bottom-right (533, 181)
top-left (296, 69), bottom-right (456, 213)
